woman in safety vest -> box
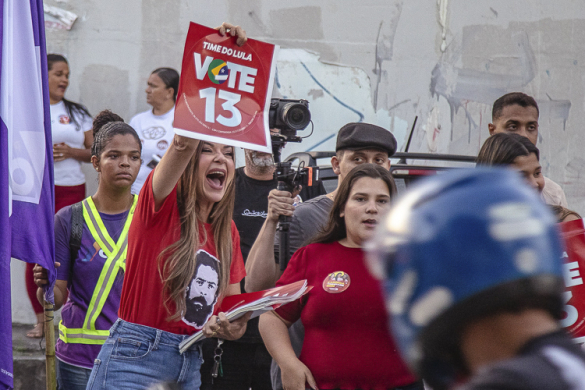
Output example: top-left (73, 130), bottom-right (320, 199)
top-left (34, 110), bottom-right (142, 390)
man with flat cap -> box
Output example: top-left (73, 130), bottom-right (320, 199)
top-left (244, 122), bottom-right (398, 390)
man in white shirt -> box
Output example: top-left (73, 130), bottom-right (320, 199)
top-left (488, 92), bottom-right (568, 207)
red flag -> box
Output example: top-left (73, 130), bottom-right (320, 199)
top-left (174, 22), bottom-right (278, 153)
top-left (559, 218), bottom-right (585, 347)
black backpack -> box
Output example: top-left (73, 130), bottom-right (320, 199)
top-left (69, 201), bottom-right (84, 264)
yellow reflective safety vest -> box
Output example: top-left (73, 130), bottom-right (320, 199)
top-left (59, 195), bottom-right (138, 345)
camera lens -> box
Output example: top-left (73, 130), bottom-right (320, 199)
top-left (289, 108), bottom-right (304, 125)
top-left (282, 103), bottom-right (311, 130)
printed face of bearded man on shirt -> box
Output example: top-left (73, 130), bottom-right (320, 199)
top-left (183, 250), bottom-right (220, 328)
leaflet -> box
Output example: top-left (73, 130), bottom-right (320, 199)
top-left (179, 280), bottom-right (311, 353)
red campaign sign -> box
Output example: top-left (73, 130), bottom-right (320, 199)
top-left (559, 218), bottom-right (585, 347)
top-left (174, 22), bottom-right (278, 153)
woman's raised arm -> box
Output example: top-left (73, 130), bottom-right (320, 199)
top-left (151, 135), bottom-right (199, 210)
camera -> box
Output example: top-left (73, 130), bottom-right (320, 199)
top-left (268, 98), bottom-right (318, 271)
top-left (268, 98), bottom-right (311, 143)
top-left (268, 98), bottom-right (318, 193)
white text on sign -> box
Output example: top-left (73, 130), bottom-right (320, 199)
top-left (194, 52), bottom-right (257, 93)
top-left (199, 88), bottom-right (242, 127)
top-left (203, 42), bottom-right (253, 61)
top-left (564, 261), bottom-right (584, 288)
top-left (562, 252), bottom-right (584, 329)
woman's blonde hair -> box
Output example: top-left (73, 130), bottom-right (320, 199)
top-left (158, 142), bottom-right (236, 321)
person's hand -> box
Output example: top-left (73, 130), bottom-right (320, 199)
top-left (266, 187), bottom-right (302, 222)
top-left (53, 143), bottom-right (75, 162)
top-left (203, 312), bottom-right (252, 341)
top-left (215, 22), bottom-right (247, 46)
top-left (33, 262), bottom-right (60, 287)
top-left (281, 359), bottom-right (318, 390)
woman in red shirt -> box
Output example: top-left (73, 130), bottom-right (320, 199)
top-left (86, 23), bottom-right (250, 390)
top-left (259, 164), bottom-right (421, 390)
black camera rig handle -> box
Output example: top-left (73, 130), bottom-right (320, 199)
top-left (276, 179), bottom-right (293, 271)
top-left (272, 136), bottom-right (297, 271)
top-left (274, 160), bottom-right (296, 271)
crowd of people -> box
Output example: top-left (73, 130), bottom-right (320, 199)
top-left (28, 22), bottom-right (585, 390)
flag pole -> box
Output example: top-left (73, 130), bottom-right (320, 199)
top-left (43, 300), bottom-right (57, 390)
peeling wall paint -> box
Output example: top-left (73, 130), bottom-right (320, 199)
top-left (437, 0), bottom-right (449, 52)
top-left (430, 31), bottom-right (538, 140)
top-left (426, 18), bottom-right (582, 207)
top-left (373, 2), bottom-right (403, 110)
top-left (424, 107), bottom-right (442, 152)
top-left (44, 4), bottom-right (77, 30)
top-left (274, 49), bottom-right (410, 157)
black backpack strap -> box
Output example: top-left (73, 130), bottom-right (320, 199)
top-left (69, 201), bottom-right (84, 263)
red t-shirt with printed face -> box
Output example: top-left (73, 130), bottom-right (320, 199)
top-left (118, 171), bottom-right (246, 335)
top-left (275, 241), bottom-right (416, 390)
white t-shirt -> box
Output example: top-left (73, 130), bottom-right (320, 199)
top-left (129, 107), bottom-right (175, 194)
top-left (51, 101), bottom-right (92, 186)
top-left (542, 176), bottom-right (568, 208)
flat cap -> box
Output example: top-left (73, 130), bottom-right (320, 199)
top-left (335, 122), bottom-right (397, 156)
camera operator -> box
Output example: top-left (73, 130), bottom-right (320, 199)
top-left (244, 122), bottom-right (397, 390)
top-left (199, 139), bottom-right (324, 390)
top-left (234, 143), bottom-right (325, 264)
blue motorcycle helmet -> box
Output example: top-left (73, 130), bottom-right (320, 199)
top-left (365, 168), bottom-right (564, 389)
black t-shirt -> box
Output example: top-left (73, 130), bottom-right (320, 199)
top-left (233, 167), bottom-right (326, 264)
top-left (231, 168), bottom-right (277, 344)
top-left (233, 167), bottom-right (276, 263)
top-left (462, 330), bottom-right (585, 390)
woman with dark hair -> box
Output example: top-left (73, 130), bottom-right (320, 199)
top-left (476, 132), bottom-right (545, 193)
top-left (33, 110), bottom-right (141, 390)
top-left (259, 164), bottom-right (420, 390)
top-left (25, 54), bottom-right (94, 338)
top-left (48, 54), bottom-right (94, 206)
top-left (129, 67), bottom-right (180, 194)
top-left (479, 134), bottom-right (581, 224)
top-left (86, 23), bottom-right (250, 390)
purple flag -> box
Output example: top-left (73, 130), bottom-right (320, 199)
top-left (0, 0), bottom-right (55, 388)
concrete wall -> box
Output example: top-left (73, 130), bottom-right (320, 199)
top-left (12, 0), bottom-right (585, 322)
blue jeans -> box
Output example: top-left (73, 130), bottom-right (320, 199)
top-left (57, 359), bottom-right (92, 390)
top-left (86, 319), bottom-right (203, 390)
